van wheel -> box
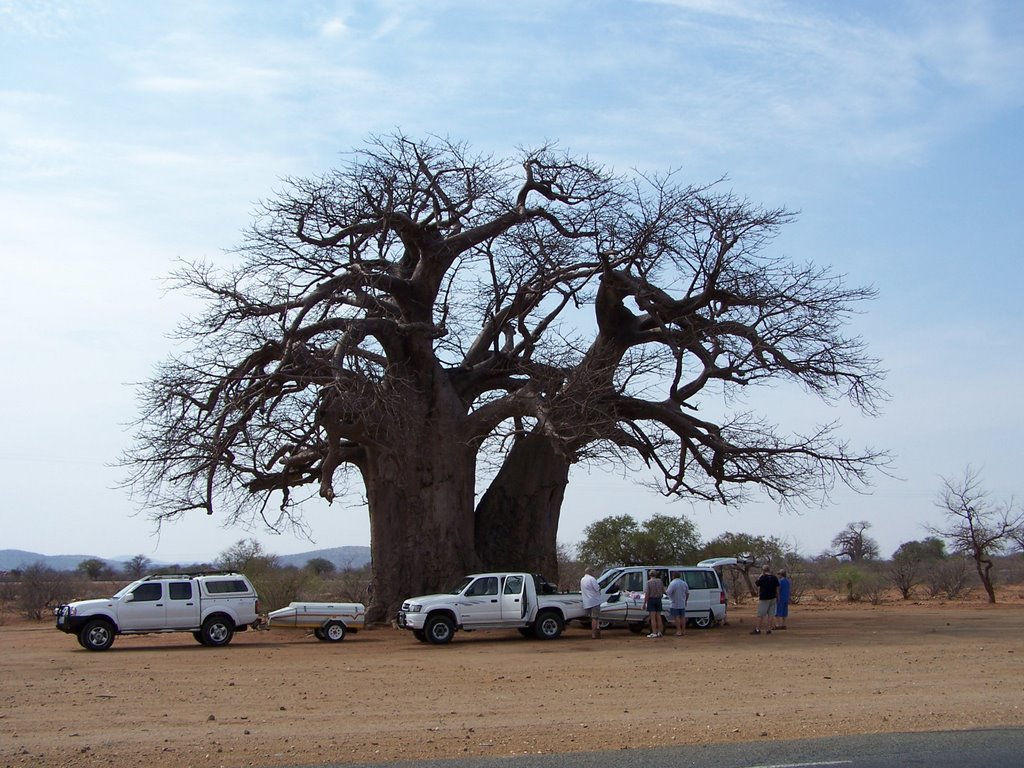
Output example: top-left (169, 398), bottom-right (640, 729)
top-left (321, 621), bottom-right (346, 642)
top-left (693, 611), bottom-right (714, 629)
top-left (201, 616), bottom-right (235, 647)
top-left (79, 620), bottom-right (115, 651)
top-left (533, 610), bottom-right (564, 639)
top-left (425, 615), bottom-right (455, 644)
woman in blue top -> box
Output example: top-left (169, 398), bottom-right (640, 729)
top-left (774, 569), bottom-right (791, 629)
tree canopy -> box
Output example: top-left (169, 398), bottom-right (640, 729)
top-left (576, 513), bottom-right (701, 567)
top-left (123, 134), bottom-right (888, 620)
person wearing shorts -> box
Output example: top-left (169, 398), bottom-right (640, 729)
top-left (753, 565), bottom-right (780, 636)
top-left (644, 570), bottom-right (666, 638)
top-left (580, 567), bottom-right (604, 639)
top-left (666, 574), bottom-right (689, 637)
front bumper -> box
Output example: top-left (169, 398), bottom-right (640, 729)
top-left (396, 611), bottom-right (426, 630)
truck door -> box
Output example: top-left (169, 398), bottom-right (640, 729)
top-left (500, 574), bottom-right (527, 621)
top-left (165, 580), bottom-right (200, 628)
top-left (118, 582), bottom-right (166, 630)
top-left (458, 576), bottom-right (502, 625)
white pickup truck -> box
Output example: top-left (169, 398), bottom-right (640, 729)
top-left (55, 572), bottom-right (260, 651)
top-left (397, 572), bottom-right (586, 644)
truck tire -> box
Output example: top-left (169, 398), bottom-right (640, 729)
top-left (533, 610), bottom-right (564, 640)
top-left (193, 631), bottom-right (207, 645)
top-left (79, 619), bottom-right (115, 651)
top-left (321, 621), bottom-right (346, 642)
top-left (200, 615), bottom-right (235, 647)
top-left (628, 622), bottom-right (646, 634)
top-left (424, 614), bottom-right (455, 645)
top-left (412, 629), bottom-right (428, 643)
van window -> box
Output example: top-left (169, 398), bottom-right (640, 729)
top-left (685, 570), bottom-right (719, 590)
top-left (610, 571), bottom-right (645, 593)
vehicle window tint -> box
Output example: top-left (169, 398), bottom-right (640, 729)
top-left (466, 577), bottom-right (498, 597)
top-left (612, 571), bottom-right (644, 593)
top-left (205, 579), bottom-right (250, 594)
top-left (169, 582), bottom-right (192, 600)
top-left (684, 571), bottom-right (705, 590)
top-left (131, 583), bottom-right (162, 602)
top-left (503, 575), bottom-right (524, 595)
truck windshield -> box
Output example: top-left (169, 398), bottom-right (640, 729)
top-left (597, 569), bottom-right (622, 589)
top-left (448, 576), bottom-right (474, 594)
top-left (112, 582), bottom-right (142, 599)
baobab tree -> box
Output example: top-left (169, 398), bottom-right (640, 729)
top-left (123, 134), bottom-right (888, 620)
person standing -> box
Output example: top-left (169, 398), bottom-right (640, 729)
top-left (666, 573), bottom-right (690, 637)
top-left (580, 567), bottom-right (604, 639)
top-left (774, 569), bottom-right (791, 630)
top-left (752, 565), bottom-right (780, 636)
top-left (644, 569), bottom-right (666, 638)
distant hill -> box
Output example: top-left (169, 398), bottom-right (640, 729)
top-left (276, 546), bottom-right (371, 570)
top-left (0, 550), bottom-right (124, 572)
top-left (0, 546), bottom-right (371, 573)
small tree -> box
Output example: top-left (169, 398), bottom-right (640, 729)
top-left (305, 557), bottom-right (336, 577)
top-left (830, 521), bottom-right (879, 561)
top-left (888, 537), bottom-right (946, 600)
top-left (18, 562), bottom-right (76, 620)
top-left (77, 558), bottom-right (113, 581)
top-left (122, 555), bottom-right (152, 580)
top-left (699, 531), bottom-right (788, 596)
top-left (576, 513), bottom-right (700, 568)
top-left (928, 467), bottom-right (1024, 603)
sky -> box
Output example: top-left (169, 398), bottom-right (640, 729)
top-left (1, 0), bottom-right (1022, 566)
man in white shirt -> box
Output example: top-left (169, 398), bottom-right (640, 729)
top-left (666, 574), bottom-right (690, 637)
top-left (580, 567), bottom-right (603, 639)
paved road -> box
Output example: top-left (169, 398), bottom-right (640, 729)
top-left (294, 728), bottom-right (1024, 768)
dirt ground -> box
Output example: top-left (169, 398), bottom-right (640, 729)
top-left (2, 598), bottom-right (1023, 768)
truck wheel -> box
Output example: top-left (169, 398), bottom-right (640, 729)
top-left (517, 628), bottom-right (532, 637)
top-left (533, 610), bottom-right (564, 640)
top-left (321, 621), bottom-right (346, 642)
top-left (424, 615), bottom-right (455, 645)
top-left (628, 622), bottom-right (646, 634)
top-left (314, 627), bottom-right (326, 640)
top-left (193, 631), bottom-right (207, 645)
top-left (412, 629), bottom-right (428, 643)
top-left (201, 616), bottom-right (235, 647)
top-left (79, 619), bottom-right (115, 651)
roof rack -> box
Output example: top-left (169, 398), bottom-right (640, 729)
top-left (140, 570), bottom-right (244, 580)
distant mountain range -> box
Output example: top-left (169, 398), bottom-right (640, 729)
top-left (0, 546), bottom-right (371, 573)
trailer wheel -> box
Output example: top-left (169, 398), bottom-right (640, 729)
top-left (321, 621), bottom-right (347, 642)
top-left (79, 619), bottom-right (115, 651)
top-left (533, 610), bottom-right (564, 640)
top-left (201, 615), bottom-right (234, 647)
top-left (424, 614), bottom-right (455, 645)
top-left (314, 627), bottom-right (326, 640)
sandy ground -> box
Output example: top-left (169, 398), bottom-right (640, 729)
top-left (2, 599), bottom-right (1023, 768)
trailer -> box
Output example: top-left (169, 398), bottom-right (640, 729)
top-left (265, 601), bottom-right (365, 642)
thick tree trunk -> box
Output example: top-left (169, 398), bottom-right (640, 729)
top-left (363, 440), bottom-right (480, 623)
top-left (474, 428), bottom-right (569, 584)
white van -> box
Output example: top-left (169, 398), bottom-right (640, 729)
top-left (593, 564), bottom-right (727, 631)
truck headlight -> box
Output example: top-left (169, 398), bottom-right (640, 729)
top-left (405, 604), bottom-right (422, 613)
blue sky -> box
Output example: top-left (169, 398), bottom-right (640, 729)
top-left (1, 0), bottom-right (1022, 565)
